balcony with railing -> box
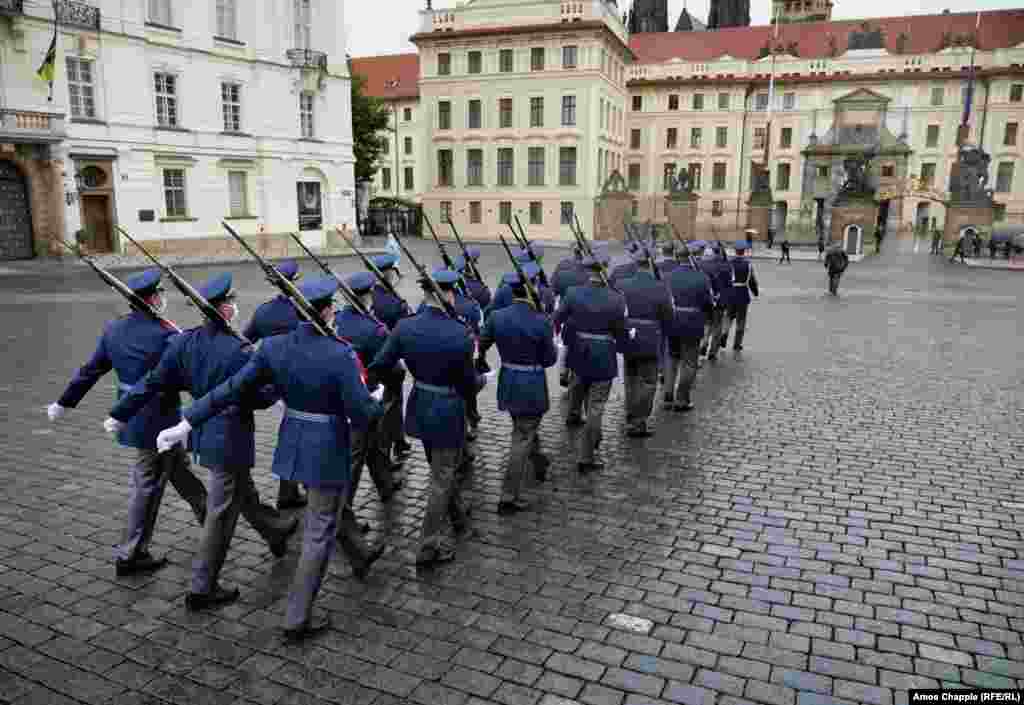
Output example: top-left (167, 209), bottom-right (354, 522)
top-left (0, 0), bottom-right (24, 16)
top-left (56, 0), bottom-right (100, 30)
top-left (0, 109), bottom-right (67, 144)
top-left (286, 48), bottom-right (328, 71)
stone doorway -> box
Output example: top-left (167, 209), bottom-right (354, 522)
top-left (844, 224), bottom-right (863, 254)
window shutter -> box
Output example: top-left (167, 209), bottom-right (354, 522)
top-left (229, 172), bottom-right (246, 216)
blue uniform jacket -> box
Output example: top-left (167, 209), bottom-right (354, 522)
top-left (372, 284), bottom-right (410, 330)
top-left (666, 269), bottom-right (715, 340)
top-left (479, 300), bottom-right (557, 418)
top-left (701, 258), bottom-right (731, 306)
top-left (110, 323), bottom-right (277, 469)
top-left (726, 257), bottom-right (759, 306)
top-left (617, 271), bottom-right (674, 359)
top-left (465, 277), bottom-right (492, 311)
top-left (551, 259), bottom-right (588, 297)
top-left (368, 307), bottom-right (480, 449)
top-left (487, 282), bottom-right (555, 319)
top-left (657, 259), bottom-right (681, 279)
top-left (609, 261), bottom-right (638, 288)
top-left (334, 306), bottom-right (390, 365)
top-left (59, 311), bottom-right (181, 450)
top-left (243, 295), bottom-right (300, 342)
top-left (553, 282), bottom-right (627, 382)
top-left (183, 323), bottom-right (381, 489)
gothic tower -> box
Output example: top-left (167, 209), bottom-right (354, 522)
top-left (627, 0), bottom-right (669, 33)
top-left (707, 0), bottom-right (751, 29)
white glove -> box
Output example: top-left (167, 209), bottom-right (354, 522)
top-left (370, 386), bottom-right (384, 402)
top-left (47, 403), bottom-right (67, 422)
top-left (484, 370), bottom-right (498, 381)
top-left (274, 399), bottom-right (286, 413)
top-left (628, 328), bottom-right (638, 340)
top-left (156, 419), bottom-right (192, 453)
top-left (103, 417), bottom-right (123, 434)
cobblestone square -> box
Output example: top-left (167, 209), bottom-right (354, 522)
top-left (0, 240), bottom-right (1020, 705)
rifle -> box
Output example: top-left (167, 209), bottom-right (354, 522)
top-left (388, 230), bottom-right (460, 320)
top-left (335, 224), bottom-right (406, 303)
top-left (59, 240), bottom-right (181, 332)
top-left (421, 212), bottom-right (469, 297)
top-left (497, 230), bottom-right (542, 312)
top-left (220, 221), bottom-right (340, 342)
top-left (286, 232), bottom-right (369, 317)
top-left (568, 215), bottom-right (614, 291)
top-left (446, 219), bottom-right (484, 283)
top-left (511, 215), bottom-right (549, 287)
top-left (623, 223), bottom-right (661, 281)
top-left (116, 226), bottom-right (249, 343)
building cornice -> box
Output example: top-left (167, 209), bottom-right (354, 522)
top-left (411, 20), bottom-right (636, 60)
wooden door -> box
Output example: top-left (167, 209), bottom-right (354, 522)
top-left (80, 195), bottom-right (113, 253)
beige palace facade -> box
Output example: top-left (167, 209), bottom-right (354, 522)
top-left (353, 1), bottom-right (1024, 243)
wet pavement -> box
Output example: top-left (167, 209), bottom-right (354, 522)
top-left (0, 237), bottom-right (1020, 705)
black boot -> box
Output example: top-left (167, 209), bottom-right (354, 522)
top-left (337, 515), bottom-right (385, 580)
top-left (277, 481), bottom-right (307, 510)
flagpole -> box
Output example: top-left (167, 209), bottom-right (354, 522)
top-left (958, 12), bottom-right (981, 147)
top-left (48, 0), bottom-right (58, 102)
top-left (764, 4), bottom-right (780, 165)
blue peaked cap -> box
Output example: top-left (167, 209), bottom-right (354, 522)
top-left (502, 272), bottom-right (524, 287)
top-left (429, 269), bottom-right (460, 288)
top-left (300, 276), bottom-right (339, 305)
top-left (277, 259), bottom-right (300, 280)
top-left (452, 256), bottom-right (468, 273)
top-left (345, 271), bottom-right (375, 293)
top-left (734, 240), bottom-right (752, 250)
top-left (199, 273), bottom-right (234, 304)
top-left (126, 269), bottom-right (162, 296)
top-left (465, 247), bottom-right (481, 260)
top-left (372, 253), bottom-right (399, 271)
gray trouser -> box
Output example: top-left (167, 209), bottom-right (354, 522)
top-left (502, 416), bottom-right (541, 502)
top-left (665, 337), bottom-right (701, 405)
top-left (192, 464), bottom-right (292, 594)
top-left (568, 378), bottom-right (613, 464)
top-left (558, 344), bottom-right (570, 380)
top-left (114, 445), bottom-right (207, 561)
top-left (420, 445), bottom-right (464, 553)
top-left (346, 415), bottom-right (393, 516)
top-left (706, 306), bottom-right (726, 357)
top-left (725, 303), bottom-right (750, 346)
top-left (381, 380), bottom-right (406, 452)
top-left (624, 357), bottom-right (659, 429)
top-left (285, 488), bottom-right (342, 630)
top-left (278, 480), bottom-right (303, 505)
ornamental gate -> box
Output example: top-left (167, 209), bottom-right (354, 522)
top-left (0, 161), bottom-right (34, 260)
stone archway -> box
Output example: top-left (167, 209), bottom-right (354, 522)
top-left (0, 161), bottom-right (34, 260)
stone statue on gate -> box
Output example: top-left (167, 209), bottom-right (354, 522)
top-left (948, 144), bottom-right (993, 205)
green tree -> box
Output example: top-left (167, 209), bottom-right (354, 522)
top-left (350, 73), bottom-right (391, 182)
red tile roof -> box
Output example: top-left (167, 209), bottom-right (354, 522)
top-left (350, 53), bottom-right (420, 99)
top-left (629, 9), bottom-right (1024, 63)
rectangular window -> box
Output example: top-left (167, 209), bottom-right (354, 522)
top-left (926, 124), bottom-right (940, 148)
top-left (630, 129), bottom-right (641, 150)
top-left (437, 149), bottom-right (453, 187)
top-left (530, 201), bottom-right (543, 225)
top-left (380, 168), bottom-right (391, 191)
top-left (221, 82), bottom-right (242, 132)
top-left (293, 0), bottom-right (311, 49)
top-left (500, 49), bottom-right (514, 73)
top-left (782, 92), bottom-right (795, 110)
top-left (632, 95), bottom-right (642, 111)
top-left (468, 51), bottom-right (481, 74)
top-left (1011, 84), bottom-right (1023, 102)
top-left (920, 162), bottom-right (936, 187)
top-left (692, 93), bottom-right (704, 111)
top-left (403, 167), bottom-right (414, 190)
top-left (776, 163), bottom-right (791, 191)
top-left (690, 127), bottom-right (702, 149)
top-left (930, 86), bottom-right (944, 106)
top-left (668, 94), bottom-right (679, 111)
top-left (154, 72), bottom-right (178, 127)
top-left (530, 96), bottom-right (544, 127)
top-left (163, 168), bottom-right (187, 217)
top-left (780, 127), bottom-right (792, 149)
top-left (467, 149), bottom-right (483, 186)
top-left (528, 147), bottom-right (545, 186)
top-left (560, 201), bottom-right (574, 225)
top-left (996, 162), bottom-right (1014, 192)
top-left (817, 165), bottom-right (830, 179)
top-left (753, 127), bottom-right (767, 151)
top-left (688, 163), bottom-right (702, 191)
top-left (718, 92), bottom-right (729, 110)
top-left (561, 95), bottom-right (576, 127)
top-left (627, 163), bottom-right (641, 190)
top-left (531, 47), bottom-right (545, 71)
top-left (438, 53), bottom-right (451, 76)
top-left (228, 170), bottom-right (248, 217)
top-left (881, 164), bottom-right (894, 177)
top-left (149, 0), bottom-right (172, 25)
top-left (712, 162), bottom-right (726, 190)
top-left (663, 163), bottom-right (676, 190)
top-left (299, 91), bottom-right (314, 137)
top-left (403, 107), bottom-right (412, 122)
top-left (66, 58), bottom-right (96, 119)
top-left (404, 136), bottom-right (412, 155)
top-left (499, 98), bottom-right (513, 128)
top-left (712, 200), bottom-right (723, 216)
top-left (469, 201), bottom-right (482, 224)
top-left (562, 45), bottom-right (577, 69)
top-left (440, 201), bottom-right (452, 224)
top-left (715, 126), bottom-right (728, 149)
top-left (497, 148), bottom-right (514, 186)
top-left (666, 127), bottom-right (678, 150)
top-left (216, 0), bottom-right (236, 38)
top-left (499, 201), bottom-right (512, 225)
top-left (438, 100), bottom-right (451, 130)
top-left (468, 99), bottom-right (481, 129)
top-left (1004, 122), bottom-right (1018, 147)
top-left (755, 92), bottom-right (769, 111)
top-left (559, 147), bottom-right (577, 186)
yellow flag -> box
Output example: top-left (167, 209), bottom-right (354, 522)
top-left (36, 33), bottom-right (56, 84)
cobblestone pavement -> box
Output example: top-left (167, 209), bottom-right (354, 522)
top-left (0, 239), bottom-right (1021, 705)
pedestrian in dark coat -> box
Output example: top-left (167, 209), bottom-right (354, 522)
top-left (824, 246), bottom-right (848, 296)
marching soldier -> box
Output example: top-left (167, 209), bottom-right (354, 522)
top-left (47, 269), bottom-right (207, 576)
top-left (478, 272), bottom-right (557, 508)
top-left (486, 258), bottom-right (552, 317)
top-left (369, 254), bottom-right (414, 462)
top-left (617, 249), bottom-right (674, 437)
top-left (243, 258), bottom-right (306, 510)
top-left (609, 242), bottom-right (640, 288)
top-left (105, 273), bottom-right (298, 609)
top-left (700, 247), bottom-right (730, 361)
top-left (368, 270), bottom-right (483, 566)
top-left (664, 258), bottom-right (715, 411)
top-left (457, 248), bottom-right (492, 310)
top-left (658, 242), bottom-right (681, 279)
top-left (722, 241), bottom-right (760, 349)
top-left (156, 276), bottom-right (385, 641)
top-left (551, 247), bottom-right (588, 388)
top-left (554, 256), bottom-right (627, 473)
